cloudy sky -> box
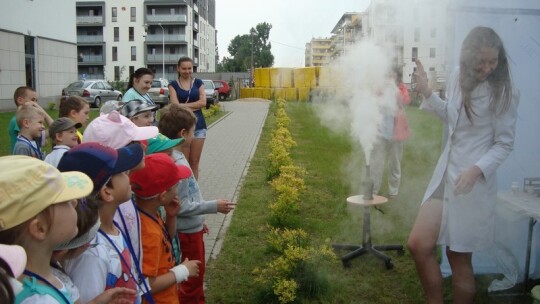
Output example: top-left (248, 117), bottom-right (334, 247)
top-left (215, 0), bottom-right (371, 67)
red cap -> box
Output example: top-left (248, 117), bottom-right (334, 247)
top-left (130, 153), bottom-right (191, 198)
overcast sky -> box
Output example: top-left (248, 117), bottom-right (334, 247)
top-left (215, 0), bottom-right (371, 67)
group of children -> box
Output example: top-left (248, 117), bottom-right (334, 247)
top-left (1, 85), bottom-right (235, 304)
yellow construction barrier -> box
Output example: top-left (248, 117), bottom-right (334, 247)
top-left (269, 68), bottom-right (280, 88)
top-left (262, 88), bottom-right (271, 99)
top-left (285, 88), bottom-right (297, 101)
top-left (304, 67), bottom-right (317, 88)
top-left (273, 88), bottom-right (286, 100)
top-left (298, 87), bottom-right (310, 102)
top-left (253, 88), bottom-right (263, 98)
top-left (240, 88), bottom-right (253, 98)
top-left (258, 68), bottom-right (270, 88)
top-left (293, 68), bottom-right (305, 88)
top-left (253, 69), bottom-right (262, 87)
top-left (280, 68), bottom-right (294, 88)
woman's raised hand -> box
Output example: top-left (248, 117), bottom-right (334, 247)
top-left (414, 59), bottom-right (431, 98)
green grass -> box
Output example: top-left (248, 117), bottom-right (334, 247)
top-left (205, 102), bottom-right (528, 303)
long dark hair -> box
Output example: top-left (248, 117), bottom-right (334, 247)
top-left (127, 68), bottom-right (154, 90)
top-left (459, 27), bottom-right (513, 122)
top-left (0, 257), bottom-right (15, 304)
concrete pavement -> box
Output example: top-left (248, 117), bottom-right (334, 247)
top-left (197, 100), bottom-right (270, 263)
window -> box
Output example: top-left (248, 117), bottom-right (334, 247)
top-left (430, 28), bottom-right (437, 38)
top-left (170, 47), bottom-right (175, 54)
top-left (129, 27), bottom-right (134, 41)
top-left (170, 8), bottom-right (176, 14)
top-left (131, 46), bottom-right (136, 61)
top-left (414, 27), bottom-right (420, 42)
top-left (430, 48), bottom-right (436, 58)
top-left (168, 27), bottom-right (173, 35)
top-left (130, 7), bottom-right (136, 22)
top-left (129, 66), bottom-right (135, 76)
top-left (112, 7), bottom-right (117, 22)
top-left (112, 47), bottom-right (118, 61)
top-left (429, 67), bottom-right (435, 71)
top-left (114, 66), bottom-right (120, 81)
top-left (114, 27), bottom-right (119, 41)
top-left (412, 47), bottom-right (418, 62)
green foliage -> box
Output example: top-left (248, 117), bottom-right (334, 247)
top-left (220, 22), bottom-right (275, 72)
top-left (47, 102), bottom-right (56, 111)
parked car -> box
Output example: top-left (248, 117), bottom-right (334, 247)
top-left (213, 80), bottom-right (230, 101)
top-left (147, 78), bottom-right (169, 107)
top-left (202, 79), bottom-right (218, 109)
top-left (62, 80), bottom-right (122, 108)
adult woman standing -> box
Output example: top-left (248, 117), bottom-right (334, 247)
top-left (407, 27), bottom-right (518, 303)
top-left (123, 67), bottom-right (158, 107)
top-left (168, 56), bottom-right (207, 180)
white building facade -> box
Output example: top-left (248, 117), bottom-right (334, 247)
top-left (0, 0), bottom-right (77, 108)
top-left (76, 0), bottom-right (216, 82)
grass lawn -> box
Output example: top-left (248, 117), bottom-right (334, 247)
top-left (205, 102), bottom-right (528, 303)
top-left (0, 105), bottom-right (226, 156)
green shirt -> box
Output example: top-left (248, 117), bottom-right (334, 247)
top-left (8, 116), bottom-right (20, 153)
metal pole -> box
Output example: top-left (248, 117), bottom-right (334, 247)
top-left (158, 23), bottom-right (165, 80)
top-left (250, 29), bottom-right (254, 87)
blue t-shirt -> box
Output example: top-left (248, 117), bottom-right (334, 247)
top-left (169, 79), bottom-right (207, 131)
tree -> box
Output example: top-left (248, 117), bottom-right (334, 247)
top-left (219, 22), bottom-right (274, 72)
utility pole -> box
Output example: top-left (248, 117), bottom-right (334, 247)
top-left (158, 23), bottom-right (165, 80)
top-left (250, 28), bottom-right (255, 87)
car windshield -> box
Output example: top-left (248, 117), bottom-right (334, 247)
top-left (67, 81), bottom-right (89, 89)
top-left (151, 80), bottom-right (161, 88)
top-left (202, 80), bottom-right (214, 89)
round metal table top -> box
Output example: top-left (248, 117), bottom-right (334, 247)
top-left (346, 195), bottom-right (388, 206)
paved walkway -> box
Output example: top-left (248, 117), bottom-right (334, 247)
top-left (197, 100), bottom-right (270, 263)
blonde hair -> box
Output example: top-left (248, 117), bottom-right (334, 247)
top-left (15, 104), bottom-right (42, 128)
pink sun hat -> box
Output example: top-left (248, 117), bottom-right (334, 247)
top-left (83, 110), bottom-right (158, 149)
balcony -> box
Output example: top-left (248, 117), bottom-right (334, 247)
top-left (77, 35), bottom-right (104, 44)
top-left (146, 34), bottom-right (187, 43)
top-left (79, 55), bottom-right (104, 65)
top-left (78, 73), bottom-right (104, 80)
top-left (193, 22), bottom-right (199, 32)
top-left (193, 57), bottom-right (198, 65)
top-left (146, 14), bottom-right (187, 24)
top-left (76, 15), bottom-right (104, 25)
top-left (193, 39), bottom-right (199, 47)
top-left (193, 3), bottom-right (198, 13)
top-left (146, 54), bottom-right (186, 63)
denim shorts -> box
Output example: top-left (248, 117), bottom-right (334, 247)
top-left (194, 128), bottom-right (207, 139)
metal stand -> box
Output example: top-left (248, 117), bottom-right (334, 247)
top-left (332, 195), bottom-right (404, 269)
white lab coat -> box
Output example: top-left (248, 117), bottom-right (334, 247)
top-left (420, 69), bottom-right (518, 252)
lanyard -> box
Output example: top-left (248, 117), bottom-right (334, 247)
top-left (97, 230), bottom-right (155, 304)
top-left (134, 89), bottom-right (156, 106)
top-left (23, 270), bottom-right (71, 304)
top-left (177, 78), bottom-right (193, 103)
top-left (137, 207), bottom-right (173, 245)
top-left (115, 199), bottom-right (141, 263)
top-left (17, 135), bottom-right (43, 159)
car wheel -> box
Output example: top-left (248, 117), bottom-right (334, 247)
top-left (117, 95), bottom-right (122, 101)
top-left (219, 94), bottom-right (226, 101)
top-left (93, 97), bottom-right (102, 108)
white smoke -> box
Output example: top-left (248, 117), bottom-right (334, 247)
top-left (313, 39), bottom-right (398, 164)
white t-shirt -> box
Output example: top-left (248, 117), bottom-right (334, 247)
top-left (51, 267), bottom-right (80, 303)
top-left (64, 232), bottom-right (141, 304)
top-left (44, 145), bottom-right (70, 167)
top-left (19, 276), bottom-right (71, 304)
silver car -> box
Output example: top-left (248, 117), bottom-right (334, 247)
top-left (62, 80), bottom-right (122, 108)
top-left (147, 78), bottom-right (169, 107)
top-left (202, 79), bottom-right (217, 109)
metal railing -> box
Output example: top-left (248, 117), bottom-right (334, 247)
top-left (147, 54), bottom-right (186, 62)
top-left (146, 34), bottom-right (186, 43)
top-left (76, 16), bottom-right (104, 24)
top-left (79, 55), bottom-right (104, 63)
top-left (77, 35), bottom-right (104, 43)
top-left (146, 14), bottom-right (187, 23)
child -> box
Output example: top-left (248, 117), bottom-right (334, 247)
top-left (0, 155), bottom-right (93, 303)
top-left (59, 96), bottom-right (90, 143)
top-left (146, 133), bottom-right (184, 156)
top-left (58, 142), bottom-right (146, 304)
top-left (8, 86), bottom-right (53, 153)
top-left (13, 104), bottom-right (46, 159)
top-left (44, 117), bottom-right (82, 167)
top-left (159, 104), bottom-right (235, 304)
top-left (130, 153), bottom-right (200, 304)
top-left (119, 99), bottom-right (159, 127)
top-left (82, 110), bottom-right (159, 300)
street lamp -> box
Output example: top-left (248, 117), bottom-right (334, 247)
top-left (158, 23), bottom-right (165, 80)
top-left (250, 28), bottom-right (255, 87)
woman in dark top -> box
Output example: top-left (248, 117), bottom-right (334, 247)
top-left (168, 56), bottom-right (207, 180)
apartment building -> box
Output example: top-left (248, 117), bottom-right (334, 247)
top-left (304, 38), bottom-right (332, 67)
top-left (0, 0), bottom-right (77, 108)
top-left (329, 12), bottom-right (364, 60)
top-left (364, 0), bottom-right (450, 85)
top-left (76, 0), bottom-right (216, 82)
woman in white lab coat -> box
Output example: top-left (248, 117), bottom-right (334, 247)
top-left (407, 27), bottom-right (518, 303)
